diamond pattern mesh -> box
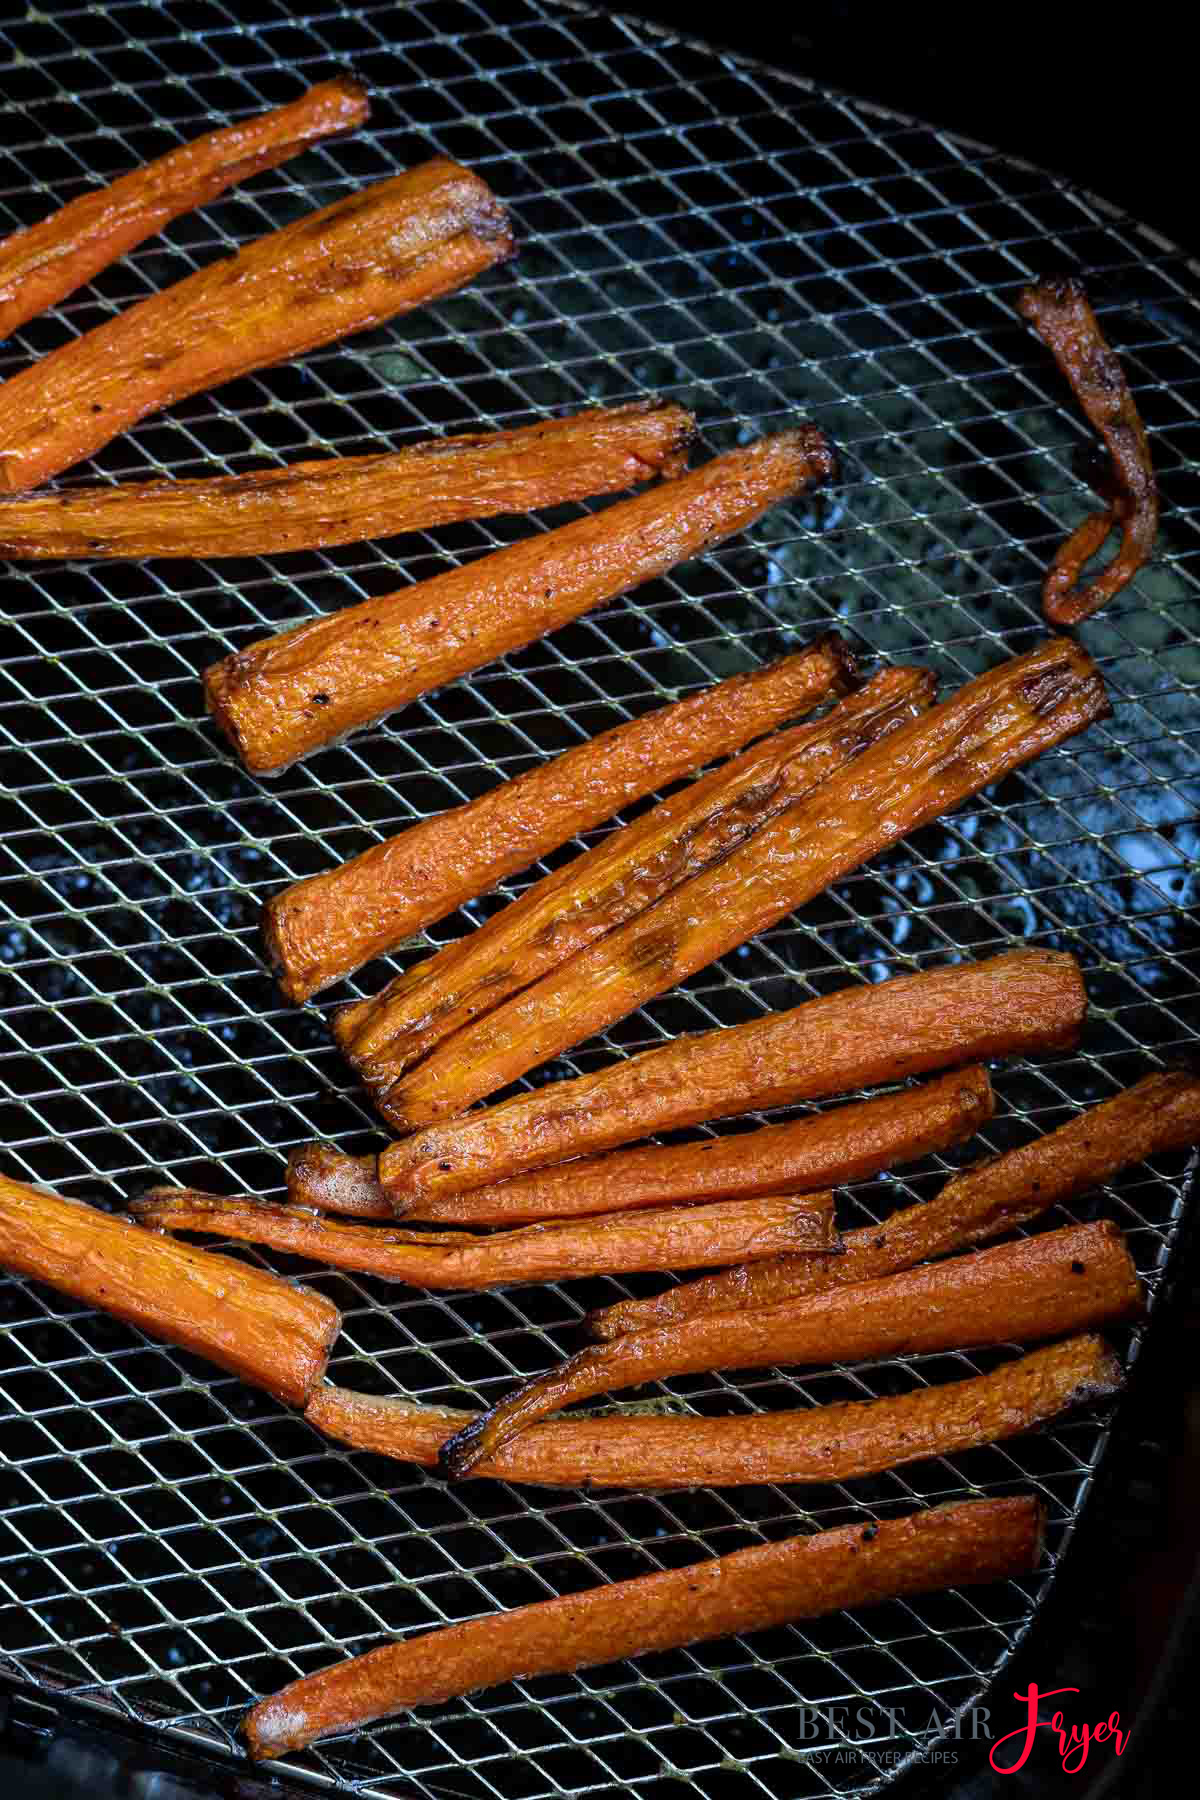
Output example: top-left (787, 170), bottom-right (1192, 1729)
top-left (1, 1), bottom-right (1198, 1794)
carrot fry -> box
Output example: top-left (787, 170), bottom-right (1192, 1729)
top-left (438, 1221), bottom-right (1140, 1476)
top-left (293, 1065), bottom-right (993, 1231)
top-left (339, 666), bottom-right (934, 1122)
top-left (242, 1495), bottom-right (1044, 1758)
top-left (0, 1170), bottom-right (339, 1407)
top-left (204, 430), bottom-right (834, 774)
top-left (377, 947), bottom-right (1086, 1202)
top-left (380, 639), bottom-right (1109, 1134)
top-left (590, 1066), bottom-right (1200, 1338)
top-left (0, 77), bottom-right (369, 341)
top-left (0, 400), bottom-right (693, 563)
top-left (131, 1188), bottom-right (838, 1288)
top-left (0, 158), bottom-right (513, 494)
top-left (1018, 277), bottom-right (1158, 626)
top-left (304, 1333), bottom-right (1120, 1490)
top-left (267, 633), bottom-right (854, 1002)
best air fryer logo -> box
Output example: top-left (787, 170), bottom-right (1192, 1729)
top-left (989, 1685), bottom-right (1130, 1775)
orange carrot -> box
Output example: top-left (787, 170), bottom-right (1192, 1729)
top-left (0, 78), bottom-right (368, 340)
top-left (439, 1221), bottom-right (1140, 1476)
top-left (243, 1496), bottom-right (1044, 1758)
top-left (377, 948), bottom-right (1086, 1201)
top-left (0, 399), bottom-right (692, 562)
top-left (204, 430), bottom-right (834, 774)
top-left (265, 633), bottom-right (853, 1002)
top-left (590, 1066), bottom-right (1200, 1338)
top-left (0, 158), bottom-right (513, 493)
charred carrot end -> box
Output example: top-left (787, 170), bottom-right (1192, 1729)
top-left (131, 1186), bottom-right (838, 1289)
top-left (1018, 277), bottom-right (1158, 626)
top-left (341, 665), bottom-right (934, 1128)
top-left (204, 430), bottom-right (835, 775)
top-left (0, 77), bottom-right (369, 341)
top-left (0, 400), bottom-right (695, 563)
top-left (439, 1220), bottom-right (1140, 1477)
top-left (368, 1065), bottom-right (994, 1230)
top-left (588, 1064), bottom-right (1200, 1339)
top-left (304, 1335), bottom-right (1119, 1491)
top-left (0, 1170), bottom-right (339, 1407)
top-left (242, 1495), bottom-right (1043, 1758)
top-left (286, 1143), bottom-right (391, 1219)
top-left (267, 634), bottom-right (855, 1004)
top-left (0, 159), bottom-right (513, 495)
top-left (377, 947), bottom-right (1086, 1203)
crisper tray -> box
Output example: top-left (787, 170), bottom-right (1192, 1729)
top-left (1, 2), bottom-right (1198, 1796)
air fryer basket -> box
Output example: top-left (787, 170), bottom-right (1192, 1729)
top-left (0, 2), bottom-right (1197, 1795)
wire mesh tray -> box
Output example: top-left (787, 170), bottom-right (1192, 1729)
top-left (1, 1), bottom-right (1198, 1795)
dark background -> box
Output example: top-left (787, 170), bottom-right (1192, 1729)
top-left (1, 3), bottom-right (1196, 1795)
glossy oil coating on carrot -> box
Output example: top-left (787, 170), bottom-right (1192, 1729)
top-left (0, 1170), bottom-right (339, 1407)
top-left (204, 430), bottom-right (835, 774)
top-left (381, 640), bottom-right (1109, 1134)
top-left (297, 1065), bottom-right (992, 1229)
top-left (377, 947), bottom-right (1086, 1202)
top-left (590, 1066), bottom-right (1200, 1338)
top-left (131, 1187), bottom-right (837, 1288)
top-left (1018, 278), bottom-right (1158, 626)
top-left (0, 400), bottom-right (694, 563)
top-left (439, 1221), bottom-right (1141, 1475)
top-left (304, 1334), bottom-right (1119, 1490)
top-left (339, 666), bottom-right (934, 1125)
top-left (266, 633), bottom-right (854, 1002)
top-left (0, 158), bottom-right (513, 495)
top-left (242, 1495), bottom-right (1043, 1758)
top-left (0, 77), bottom-right (369, 341)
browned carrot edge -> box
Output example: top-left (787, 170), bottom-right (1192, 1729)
top-left (439, 1220), bottom-right (1141, 1476)
top-left (0, 77), bottom-right (369, 340)
top-left (242, 1495), bottom-right (1044, 1758)
top-left (0, 1170), bottom-right (339, 1407)
top-left (589, 1066), bottom-right (1200, 1338)
top-left (303, 1333), bottom-right (1120, 1490)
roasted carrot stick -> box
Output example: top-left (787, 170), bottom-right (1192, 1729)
top-left (0, 159), bottom-right (513, 495)
top-left (131, 1188), bottom-right (837, 1288)
top-left (438, 1221), bottom-right (1140, 1476)
top-left (381, 640), bottom-right (1109, 1134)
top-left (590, 1066), bottom-right (1200, 1338)
top-left (0, 77), bottom-right (369, 341)
top-left (290, 1064), bottom-right (992, 1229)
top-left (377, 947), bottom-right (1086, 1201)
top-left (304, 1334), bottom-right (1120, 1490)
top-left (204, 430), bottom-right (834, 774)
top-left (243, 1495), bottom-right (1044, 1758)
top-left (266, 633), bottom-right (854, 1002)
top-left (1018, 277), bottom-right (1158, 626)
top-left (0, 400), bottom-right (693, 563)
top-left (0, 1170), bottom-right (338, 1407)
top-left (339, 667), bottom-right (934, 1121)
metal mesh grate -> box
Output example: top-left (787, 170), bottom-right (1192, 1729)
top-left (1, 0), bottom-right (1198, 1793)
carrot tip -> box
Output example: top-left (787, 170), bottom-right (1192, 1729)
top-left (437, 1415), bottom-right (491, 1481)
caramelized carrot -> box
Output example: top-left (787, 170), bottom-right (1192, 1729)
top-left (1018, 277), bottom-right (1158, 626)
top-left (131, 1188), bottom-right (837, 1288)
top-left (204, 430), bottom-right (834, 774)
top-left (291, 1065), bottom-right (992, 1229)
top-left (377, 948), bottom-right (1086, 1201)
top-left (0, 158), bottom-right (513, 494)
top-left (0, 78), bottom-right (369, 340)
top-left (304, 1334), bottom-right (1120, 1489)
top-left (439, 1221), bottom-right (1140, 1476)
top-left (339, 667), bottom-right (934, 1123)
top-left (0, 1170), bottom-right (338, 1407)
top-left (590, 1066), bottom-right (1200, 1338)
top-left (381, 640), bottom-right (1109, 1133)
top-left (243, 1496), bottom-right (1044, 1758)
top-left (0, 400), bottom-right (693, 563)
top-left (266, 633), bottom-right (854, 1002)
